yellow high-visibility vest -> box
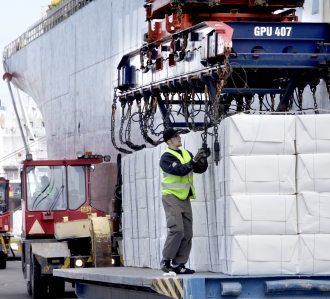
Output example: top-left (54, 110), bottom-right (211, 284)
top-left (35, 185), bottom-right (56, 197)
top-left (161, 148), bottom-right (195, 200)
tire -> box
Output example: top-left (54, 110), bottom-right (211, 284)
top-left (0, 251), bottom-right (7, 269)
top-left (27, 281), bottom-right (32, 296)
top-left (49, 278), bottom-right (65, 297)
top-left (30, 253), bottom-right (47, 299)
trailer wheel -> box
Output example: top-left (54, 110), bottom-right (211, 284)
top-left (49, 277), bottom-right (65, 297)
top-left (0, 251), bottom-right (7, 269)
top-left (27, 281), bottom-right (32, 295)
top-left (30, 253), bottom-right (47, 299)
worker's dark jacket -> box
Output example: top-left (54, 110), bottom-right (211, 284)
top-left (160, 148), bottom-right (208, 199)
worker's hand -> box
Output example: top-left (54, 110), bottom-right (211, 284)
top-left (193, 148), bottom-right (206, 163)
top-left (205, 147), bottom-right (211, 158)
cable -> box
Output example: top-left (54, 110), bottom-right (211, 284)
top-left (0, 136), bottom-right (47, 163)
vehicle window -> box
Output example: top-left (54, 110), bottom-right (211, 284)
top-left (68, 166), bottom-right (86, 210)
top-left (0, 183), bottom-right (6, 212)
top-left (26, 166), bottom-right (67, 211)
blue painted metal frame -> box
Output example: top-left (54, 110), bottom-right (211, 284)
top-left (227, 22), bottom-right (330, 52)
top-left (117, 21), bottom-right (330, 129)
top-left (72, 275), bottom-right (330, 299)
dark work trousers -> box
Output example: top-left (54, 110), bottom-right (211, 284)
top-left (162, 194), bottom-right (193, 265)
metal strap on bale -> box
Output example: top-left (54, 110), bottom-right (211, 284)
top-left (151, 277), bottom-right (184, 299)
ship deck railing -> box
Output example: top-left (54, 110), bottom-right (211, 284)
top-left (3, 0), bottom-right (93, 60)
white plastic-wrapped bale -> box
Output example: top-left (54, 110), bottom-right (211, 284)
top-left (219, 195), bottom-right (297, 235)
top-left (298, 234), bottom-right (330, 274)
top-left (297, 154), bottom-right (330, 193)
top-left (219, 155), bottom-right (296, 196)
top-left (220, 235), bottom-right (299, 275)
top-left (220, 114), bottom-right (295, 157)
top-left (296, 114), bottom-right (330, 154)
top-left (297, 192), bottom-right (330, 234)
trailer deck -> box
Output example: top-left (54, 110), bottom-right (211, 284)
top-left (54, 267), bottom-right (330, 299)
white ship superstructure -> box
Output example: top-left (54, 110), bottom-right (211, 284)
top-left (0, 93), bottom-right (47, 189)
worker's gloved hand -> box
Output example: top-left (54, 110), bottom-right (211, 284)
top-left (193, 148), bottom-right (206, 163)
top-left (205, 147), bottom-right (211, 158)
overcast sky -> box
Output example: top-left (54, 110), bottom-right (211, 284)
top-left (0, 0), bottom-right (50, 108)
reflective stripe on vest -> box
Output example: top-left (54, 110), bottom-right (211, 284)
top-left (35, 186), bottom-right (56, 197)
top-left (161, 148), bottom-right (196, 200)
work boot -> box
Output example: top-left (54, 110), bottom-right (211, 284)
top-left (172, 264), bottom-right (195, 274)
top-left (160, 259), bottom-right (172, 273)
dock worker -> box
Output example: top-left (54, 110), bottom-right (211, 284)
top-left (34, 176), bottom-right (56, 197)
top-left (32, 176), bottom-right (57, 210)
top-left (160, 127), bottom-right (210, 274)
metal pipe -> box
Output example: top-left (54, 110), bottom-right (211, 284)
top-left (2, 73), bottom-right (31, 155)
top-left (265, 279), bottom-right (330, 293)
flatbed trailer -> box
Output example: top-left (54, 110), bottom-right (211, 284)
top-left (54, 267), bottom-right (330, 299)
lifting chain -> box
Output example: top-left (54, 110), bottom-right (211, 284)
top-left (245, 96), bottom-right (251, 112)
top-left (311, 86), bottom-right (319, 114)
top-left (259, 95), bottom-right (263, 112)
top-left (171, 0), bottom-right (184, 18)
top-left (163, 93), bottom-right (170, 129)
top-left (119, 101), bottom-right (128, 145)
top-left (298, 89), bottom-right (303, 111)
top-left (137, 97), bottom-right (147, 142)
top-left (111, 88), bottom-right (119, 149)
top-left (148, 96), bottom-right (158, 135)
top-left (125, 103), bottom-right (133, 142)
top-left (201, 87), bottom-right (209, 144)
top-left (110, 88), bottom-right (132, 154)
top-left (125, 101), bottom-right (146, 151)
top-left (214, 51), bottom-right (232, 119)
top-left (288, 95), bottom-right (294, 111)
top-left (163, 93), bottom-right (174, 129)
top-left (137, 96), bottom-right (160, 146)
top-left (141, 96), bottom-right (151, 134)
top-left (177, 90), bottom-right (182, 116)
top-left (183, 89), bottom-right (192, 130)
top-left (190, 88), bottom-right (196, 131)
top-left (214, 124), bottom-right (220, 166)
top-left (216, 53), bottom-right (232, 92)
top-left (270, 94), bottom-right (275, 112)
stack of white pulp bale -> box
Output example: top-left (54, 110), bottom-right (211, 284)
top-left (218, 114), bottom-right (298, 275)
top-left (121, 130), bottom-right (215, 271)
top-left (296, 115), bottom-right (330, 274)
top-left (121, 113), bottom-right (330, 275)
top-left (180, 131), bottom-right (215, 272)
top-left (122, 144), bottom-right (168, 269)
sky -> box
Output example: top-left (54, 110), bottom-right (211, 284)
top-left (0, 0), bottom-right (50, 109)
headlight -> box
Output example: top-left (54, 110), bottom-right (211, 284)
top-left (103, 155), bottom-right (111, 162)
top-left (111, 258), bottom-right (115, 265)
top-left (75, 258), bottom-right (84, 267)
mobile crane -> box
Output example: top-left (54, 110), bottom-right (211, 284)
top-left (20, 153), bottom-right (112, 299)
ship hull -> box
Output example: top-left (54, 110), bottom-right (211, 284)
top-left (4, 0), bottom-right (153, 213)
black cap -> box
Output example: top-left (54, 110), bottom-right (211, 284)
top-left (163, 127), bottom-right (183, 143)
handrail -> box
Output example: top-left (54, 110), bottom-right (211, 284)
top-left (3, 0), bottom-right (93, 60)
